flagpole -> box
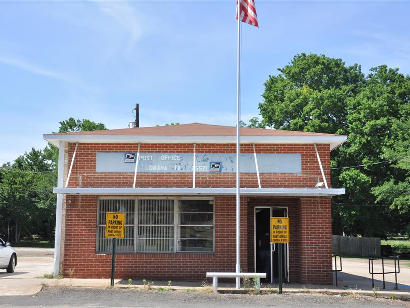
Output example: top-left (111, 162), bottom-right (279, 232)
top-left (235, 2), bottom-right (241, 290)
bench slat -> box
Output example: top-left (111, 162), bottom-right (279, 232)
top-left (206, 272), bottom-right (266, 278)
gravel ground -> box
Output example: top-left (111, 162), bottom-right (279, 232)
top-left (0, 287), bottom-right (409, 308)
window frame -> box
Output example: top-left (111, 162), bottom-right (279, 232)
top-left (96, 196), bottom-right (215, 254)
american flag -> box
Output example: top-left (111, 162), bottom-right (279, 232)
top-left (236, 0), bottom-right (258, 27)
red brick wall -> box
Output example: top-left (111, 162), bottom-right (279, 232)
top-left (66, 143), bottom-right (330, 189)
top-left (61, 142), bottom-right (333, 284)
top-left (298, 198), bottom-right (333, 284)
top-left (63, 194), bottom-right (332, 284)
top-left (63, 195), bottom-right (249, 280)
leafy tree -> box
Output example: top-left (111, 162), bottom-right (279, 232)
top-left (247, 117), bottom-right (265, 128)
top-left (14, 148), bottom-right (52, 172)
top-left (0, 148), bottom-right (56, 242)
top-left (58, 117), bottom-right (106, 133)
top-left (257, 54), bottom-right (410, 237)
top-left (0, 118), bottom-right (107, 243)
top-left (259, 53), bottom-right (364, 134)
top-left (372, 115), bottom-right (410, 214)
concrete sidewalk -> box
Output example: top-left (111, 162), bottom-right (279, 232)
top-left (39, 278), bottom-right (410, 301)
top-left (335, 258), bottom-right (409, 292)
top-left (1, 249), bottom-right (409, 300)
top-left (0, 248), bottom-right (54, 296)
top-left (42, 257), bottom-right (410, 301)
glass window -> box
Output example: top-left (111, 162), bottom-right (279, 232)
top-left (177, 200), bottom-right (214, 252)
top-left (96, 198), bottom-right (214, 254)
top-left (136, 199), bottom-right (174, 253)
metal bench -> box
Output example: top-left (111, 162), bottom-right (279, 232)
top-left (206, 272), bottom-right (266, 293)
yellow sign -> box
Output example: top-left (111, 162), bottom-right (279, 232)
top-left (270, 217), bottom-right (289, 243)
top-left (105, 212), bottom-right (125, 238)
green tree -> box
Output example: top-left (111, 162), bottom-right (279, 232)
top-left (259, 53), bottom-right (364, 134)
top-left (247, 117), bottom-right (265, 128)
top-left (372, 116), bottom-right (410, 214)
top-left (0, 118), bottom-right (107, 243)
top-left (258, 54), bottom-right (410, 237)
top-left (0, 148), bottom-right (56, 242)
top-left (58, 117), bottom-right (106, 133)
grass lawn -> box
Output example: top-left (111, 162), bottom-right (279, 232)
top-left (381, 239), bottom-right (410, 249)
top-left (381, 239), bottom-right (410, 261)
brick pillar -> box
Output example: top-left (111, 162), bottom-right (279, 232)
top-left (298, 198), bottom-right (332, 284)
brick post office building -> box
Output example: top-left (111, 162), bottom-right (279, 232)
top-left (44, 123), bottom-right (346, 284)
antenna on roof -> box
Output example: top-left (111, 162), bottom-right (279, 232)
top-left (129, 104), bottom-right (140, 128)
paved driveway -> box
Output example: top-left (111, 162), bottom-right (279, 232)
top-left (336, 258), bottom-right (410, 292)
top-left (0, 250), bottom-right (409, 297)
top-left (1, 287), bottom-right (409, 308)
top-left (0, 248), bottom-right (53, 296)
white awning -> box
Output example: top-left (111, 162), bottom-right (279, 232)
top-left (44, 135), bottom-right (347, 150)
top-left (53, 187), bottom-right (345, 197)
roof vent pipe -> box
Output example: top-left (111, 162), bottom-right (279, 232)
top-left (134, 104), bottom-right (139, 128)
top-left (129, 104), bottom-right (140, 128)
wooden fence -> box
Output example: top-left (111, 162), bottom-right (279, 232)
top-left (332, 235), bottom-right (381, 257)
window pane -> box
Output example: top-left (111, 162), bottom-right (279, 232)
top-left (179, 200), bottom-right (213, 213)
top-left (179, 226), bottom-right (213, 239)
top-left (96, 226), bottom-right (111, 253)
top-left (178, 239), bottom-right (213, 252)
top-left (138, 226), bottom-right (174, 238)
top-left (136, 239), bottom-right (174, 253)
top-left (137, 211), bottom-right (173, 225)
top-left (177, 200), bottom-right (214, 252)
top-left (117, 226), bottom-right (134, 253)
top-left (179, 213), bottom-right (213, 225)
top-left (138, 199), bottom-right (174, 225)
top-left (137, 199), bottom-right (174, 252)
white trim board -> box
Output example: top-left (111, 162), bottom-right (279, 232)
top-left (53, 187), bottom-right (345, 196)
top-left (43, 134), bottom-right (347, 150)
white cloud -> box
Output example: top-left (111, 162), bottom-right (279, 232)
top-left (96, 1), bottom-right (143, 48)
top-left (0, 54), bottom-right (102, 95)
top-left (0, 55), bottom-right (73, 83)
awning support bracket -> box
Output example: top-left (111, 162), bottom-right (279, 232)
top-left (132, 143), bottom-right (141, 188)
top-left (253, 144), bottom-right (261, 188)
top-left (65, 143), bottom-right (78, 188)
top-left (193, 144), bottom-right (196, 188)
top-left (314, 144), bottom-right (328, 189)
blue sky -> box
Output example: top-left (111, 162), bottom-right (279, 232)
top-left (0, 0), bottom-right (409, 164)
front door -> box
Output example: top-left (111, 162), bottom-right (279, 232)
top-left (255, 207), bottom-right (288, 284)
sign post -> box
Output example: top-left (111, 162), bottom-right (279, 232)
top-left (270, 217), bottom-right (289, 294)
top-left (105, 212), bottom-right (125, 287)
top-left (111, 237), bottom-right (116, 287)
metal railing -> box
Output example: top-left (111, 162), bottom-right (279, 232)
top-left (368, 256), bottom-right (400, 290)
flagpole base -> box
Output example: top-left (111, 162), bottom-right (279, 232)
top-left (236, 264), bottom-right (241, 289)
